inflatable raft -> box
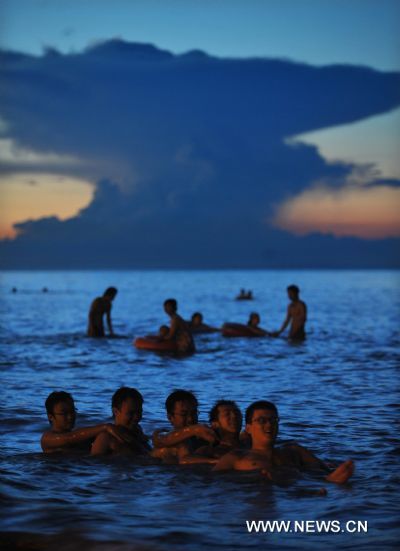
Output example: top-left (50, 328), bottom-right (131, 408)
top-left (222, 323), bottom-right (260, 337)
top-left (134, 336), bottom-right (178, 352)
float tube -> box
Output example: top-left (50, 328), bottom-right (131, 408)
top-left (134, 336), bottom-right (178, 352)
top-left (222, 323), bottom-right (260, 337)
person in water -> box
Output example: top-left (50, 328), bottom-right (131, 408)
top-left (163, 298), bottom-right (195, 354)
top-left (152, 390), bottom-right (217, 463)
top-left (87, 286), bottom-right (118, 337)
top-left (214, 400), bottom-right (354, 485)
top-left (273, 285), bottom-right (307, 340)
top-left (192, 400), bottom-right (245, 460)
top-left (247, 312), bottom-right (272, 336)
top-left (41, 391), bottom-right (125, 454)
top-left (91, 387), bottom-right (151, 456)
top-left (189, 312), bottom-right (219, 334)
top-left (236, 289), bottom-right (253, 300)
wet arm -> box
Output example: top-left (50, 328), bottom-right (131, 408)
top-left (41, 424), bottom-right (113, 452)
top-left (276, 307), bottom-right (291, 335)
top-left (180, 454), bottom-right (218, 465)
top-left (249, 326), bottom-right (271, 337)
top-left (152, 425), bottom-right (216, 448)
top-left (213, 451), bottom-right (237, 471)
top-left (290, 443), bottom-right (330, 471)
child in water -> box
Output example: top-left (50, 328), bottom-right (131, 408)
top-left (91, 387), bottom-right (151, 456)
top-left (41, 391), bottom-right (125, 453)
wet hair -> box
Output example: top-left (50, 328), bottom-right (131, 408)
top-left (45, 391), bottom-right (74, 415)
top-left (104, 286), bottom-right (118, 298)
top-left (209, 400), bottom-right (241, 423)
top-left (112, 387), bottom-right (143, 413)
top-left (165, 389), bottom-right (198, 415)
top-left (287, 284), bottom-right (299, 296)
top-left (164, 298), bottom-right (177, 311)
top-left (245, 401), bottom-right (278, 425)
top-left (191, 312), bottom-right (203, 323)
top-left (247, 312), bottom-right (260, 326)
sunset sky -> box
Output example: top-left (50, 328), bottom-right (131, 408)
top-left (0, 0), bottom-right (399, 267)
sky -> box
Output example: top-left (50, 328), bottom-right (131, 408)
top-left (0, 0), bottom-right (399, 267)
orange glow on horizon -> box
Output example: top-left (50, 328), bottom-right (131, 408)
top-left (0, 173), bottom-right (94, 239)
top-left (272, 184), bottom-right (400, 239)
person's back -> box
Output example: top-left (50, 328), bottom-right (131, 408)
top-left (163, 299), bottom-right (195, 354)
top-left (288, 298), bottom-right (307, 340)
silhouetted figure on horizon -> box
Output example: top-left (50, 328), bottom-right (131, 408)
top-left (273, 285), bottom-right (307, 341)
top-left (163, 298), bottom-right (195, 354)
top-left (87, 286), bottom-right (118, 338)
top-left (236, 289), bottom-right (253, 300)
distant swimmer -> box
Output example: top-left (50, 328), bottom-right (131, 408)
top-left (189, 312), bottom-right (219, 334)
top-left (41, 391), bottom-right (126, 454)
top-left (163, 298), bottom-right (195, 354)
top-left (247, 312), bottom-right (272, 336)
top-left (236, 289), bottom-right (253, 300)
top-left (273, 285), bottom-right (307, 341)
top-left (11, 287), bottom-right (17, 293)
top-left (91, 387), bottom-right (151, 456)
top-left (42, 287), bottom-right (49, 293)
top-left (214, 400), bottom-right (355, 485)
top-left (87, 286), bottom-right (118, 338)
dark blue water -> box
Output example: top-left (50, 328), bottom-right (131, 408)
top-left (0, 270), bottom-right (399, 550)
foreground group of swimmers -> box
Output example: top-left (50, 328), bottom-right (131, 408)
top-left (41, 388), bottom-right (354, 487)
top-left (87, 285), bottom-right (307, 353)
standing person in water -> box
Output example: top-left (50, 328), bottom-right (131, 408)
top-left (163, 298), bottom-right (195, 354)
top-left (273, 285), bottom-right (307, 341)
top-left (87, 286), bottom-right (118, 337)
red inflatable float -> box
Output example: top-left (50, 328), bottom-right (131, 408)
top-left (222, 323), bottom-right (261, 338)
top-left (134, 336), bottom-right (178, 352)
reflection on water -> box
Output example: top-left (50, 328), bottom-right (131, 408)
top-left (0, 270), bottom-right (399, 549)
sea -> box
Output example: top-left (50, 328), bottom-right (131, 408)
top-left (0, 269), bottom-right (399, 550)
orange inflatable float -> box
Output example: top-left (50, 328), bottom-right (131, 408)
top-left (134, 336), bottom-right (178, 352)
top-left (222, 323), bottom-right (260, 337)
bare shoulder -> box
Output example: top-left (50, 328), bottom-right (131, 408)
top-left (40, 430), bottom-right (52, 451)
top-left (91, 430), bottom-right (112, 455)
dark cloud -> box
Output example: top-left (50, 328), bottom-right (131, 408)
top-left (0, 39), bottom-right (399, 268)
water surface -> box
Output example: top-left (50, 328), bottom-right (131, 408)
top-left (1, 270), bottom-right (399, 549)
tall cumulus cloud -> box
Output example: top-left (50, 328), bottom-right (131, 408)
top-left (0, 40), bottom-right (399, 268)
